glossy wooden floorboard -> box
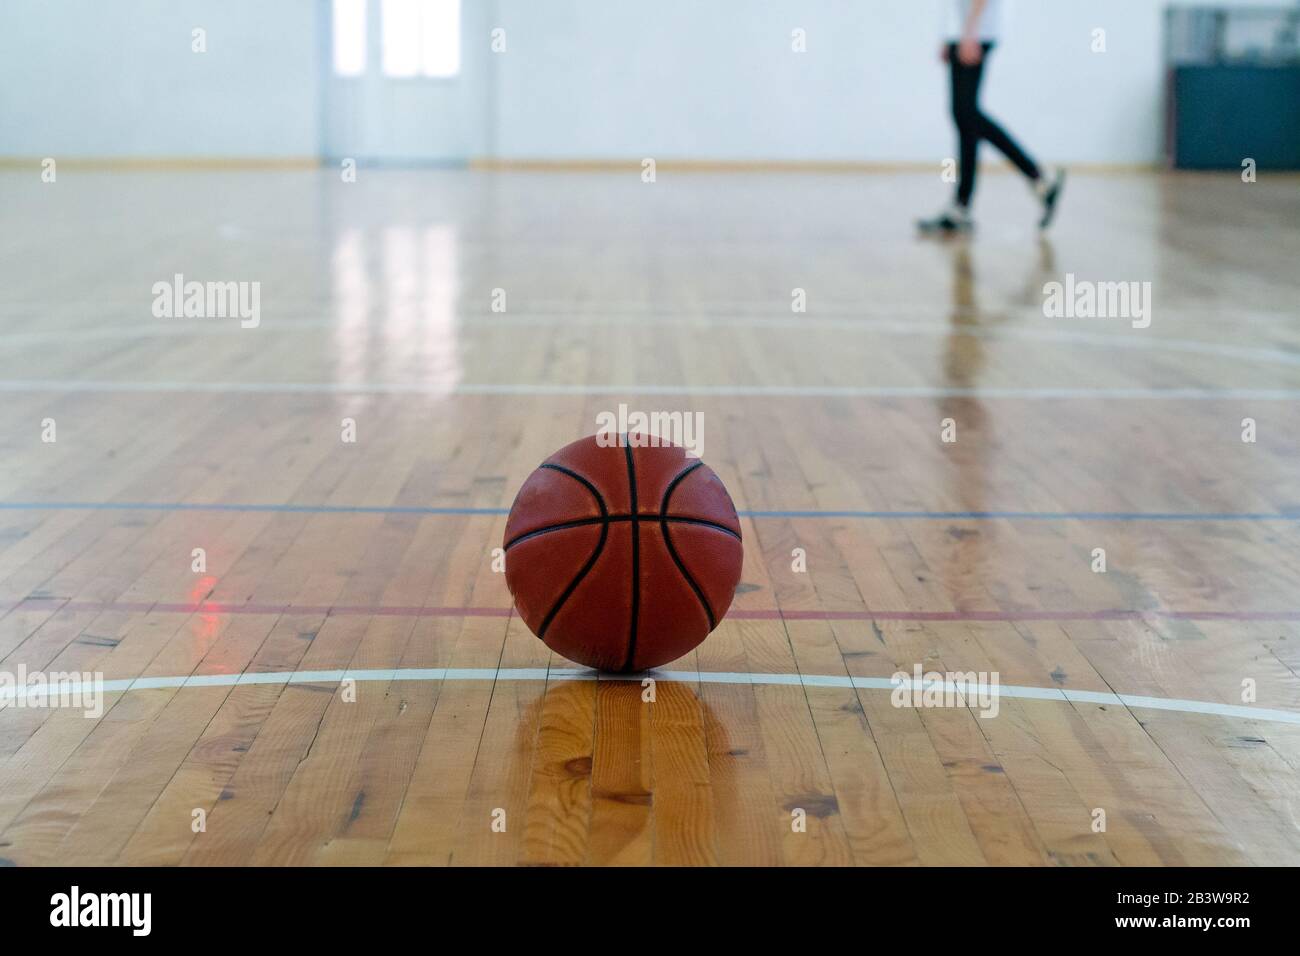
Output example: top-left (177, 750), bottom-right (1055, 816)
top-left (0, 169), bottom-right (1298, 866)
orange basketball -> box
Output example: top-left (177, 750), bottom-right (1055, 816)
top-left (504, 435), bottom-right (743, 672)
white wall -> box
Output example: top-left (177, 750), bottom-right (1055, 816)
top-left (489, 0), bottom-right (1271, 165)
top-left (0, 0), bottom-right (1283, 164)
top-left (0, 0), bottom-right (321, 158)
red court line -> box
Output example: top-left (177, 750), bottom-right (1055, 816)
top-left (4, 598), bottom-right (1300, 622)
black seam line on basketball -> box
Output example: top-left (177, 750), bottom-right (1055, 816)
top-left (659, 461), bottom-right (717, 629)
top-left (657, 460), bottom-right (741, 543)
top-left (505, 516), bottom-right (606, 551)
top-left (536, 518), bottom-right (608, 641)
top-left (622, 441), bottom-right (640, 672)
top-left (504, 514), bottom-right (740, 551)
top-left (661, 461), bottom-right (705, 509)
top-left (648, 515), bottom-right (741, 539)
top-left (539, 462), bottom-right (608, 514)
top-left (534, 462), bottom-right (608, 641)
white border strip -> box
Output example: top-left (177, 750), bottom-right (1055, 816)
top-left (2, 668), bottom-right (1297, 725)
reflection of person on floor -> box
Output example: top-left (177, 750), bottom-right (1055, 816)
top-left (931, 240), bottom-right (1064, 729)
top-left (937, 237), bottom-right (1055, 522)
top-left (919, 0), bottom-right (1066, 234)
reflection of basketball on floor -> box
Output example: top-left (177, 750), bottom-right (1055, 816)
top-left (504, 434), bottom-right (744, 672)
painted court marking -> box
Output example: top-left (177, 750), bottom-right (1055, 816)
top-left (4, 597), bottom-right (1300, 623)
top-left (5, 312), bottom-right (1300, 370)
top-left (4, 379), bottom-right (1300, 400)
top-left (2, 667), bottom-right (1297, 727)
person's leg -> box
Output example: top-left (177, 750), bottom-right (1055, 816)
top-left (923, 43), bottom-right (1065, 232)
top-left (969, 46), bottom-right (1040, 182)
top-left (964, 44), bottom-right (1066, 229)
top-left (950, 45), bottom-right (983, 208)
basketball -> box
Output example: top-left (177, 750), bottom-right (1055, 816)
top-left (503, 435), bottom-right (744, 672)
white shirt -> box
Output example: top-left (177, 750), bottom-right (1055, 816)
top-left (945, 0), bottom-right (1003, 42)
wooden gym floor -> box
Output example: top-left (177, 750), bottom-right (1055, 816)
top-left (1, 168), bottom-right (1299, 866)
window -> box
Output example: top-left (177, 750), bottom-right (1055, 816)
top-left (382, 0), bottom-right (461, 78)
top-left (332, 0), bottom-right (366, 77)
top-left (332, 0), bottom-right (461, 79)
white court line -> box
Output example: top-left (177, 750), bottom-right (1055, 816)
top-left (2, 668), bottom-right (1297, 725)
top-left (4, 301), bottom-right (1295, 322)
top-left (2, 379), bottom-right (1299, 399)
top-left (4, 313), bottom-right (1300, 369)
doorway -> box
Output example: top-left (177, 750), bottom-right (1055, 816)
top-left (321, 0), bottom-right (491, 163)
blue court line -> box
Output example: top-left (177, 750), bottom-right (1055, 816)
top-left (743, 509), bottom-right (1300, 521)
top-left (0, 501), bottom-right (1298, 521)
top-left (0, 501), bottom-right (504, 516)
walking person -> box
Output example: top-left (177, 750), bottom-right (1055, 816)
top-left (919, 0), bottom-right (1066, 233)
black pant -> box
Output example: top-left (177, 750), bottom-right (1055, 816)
top-left (949, 42), bottom-right (1039, 207)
